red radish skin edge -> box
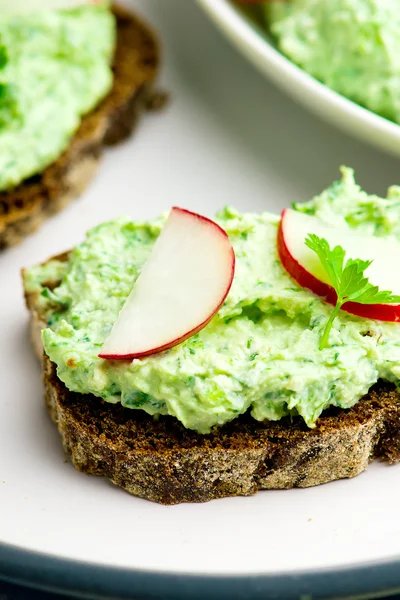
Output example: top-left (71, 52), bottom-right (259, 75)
top-left (99, 208), bottom-right (236, 360)
top-left (169, 206), bottom-right (233, 242)
top-left (277, 209), bottom-right (400, 323)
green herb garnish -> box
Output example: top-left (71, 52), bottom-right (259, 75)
top-left (305, 234), bottom-right (400, 350)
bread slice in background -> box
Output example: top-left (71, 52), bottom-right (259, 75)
top-left (22, 252), bottom-right (400, 504)
top-left (0, 4), bottom-right (164, 249)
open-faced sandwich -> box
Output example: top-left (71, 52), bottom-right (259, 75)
top-left (0, 0), bottom-right (162, 249)
top-left (22, 167), bottom-right (400, 504)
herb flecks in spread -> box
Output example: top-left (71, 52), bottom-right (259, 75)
top-left (24, 168), bottom-right (400, 433)
top-left (0, 3), bottom-right (115, 191)
top-left (305, 235), bottom-right (400, 350)
top-left (0, 45), bottom-right (14, 127)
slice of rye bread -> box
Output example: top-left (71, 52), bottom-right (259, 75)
top-left (23, 253), bottom-right (400, 505)
top-left (0, 4), bottom-right (164, 250)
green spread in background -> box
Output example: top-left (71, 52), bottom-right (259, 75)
top-left (267, 0), bottom-right (400, 124)
top-left (24, 168), bottom-right (400, 434)
top-left (0, 3), bottom-right (115, 191)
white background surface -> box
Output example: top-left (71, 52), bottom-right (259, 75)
top-left (1, 0), bottom-right (400, 576)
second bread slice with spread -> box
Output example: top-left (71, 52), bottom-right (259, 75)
top-left (0, 4), bottom-right (163, 249)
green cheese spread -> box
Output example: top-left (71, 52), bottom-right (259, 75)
top-left (24, 168), bottom-right (400, 433)
top-left (0, 3), bottom-right (115, 191)
top-left (267, 0), bottom-right (400, 124)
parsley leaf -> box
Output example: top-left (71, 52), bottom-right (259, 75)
top-left (305, 234), bottom-right (400, 350)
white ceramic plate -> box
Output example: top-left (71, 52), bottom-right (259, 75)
top-left (1, 1), bottom-right (400, 598)
top-left (197, 0), bottom-right (400, 159)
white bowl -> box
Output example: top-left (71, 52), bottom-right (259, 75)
top-left (197, 0), bottom-right (400, 157)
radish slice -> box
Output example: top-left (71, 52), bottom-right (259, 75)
top-left (278, 208), bottom-right (400, 322)
top-left (99, 208), bottom-right (236, 360)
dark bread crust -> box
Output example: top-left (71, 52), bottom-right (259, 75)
top-left (0, 4), bottom-right (163, 249)
top-left (23, 255), bottom-right (400, 505)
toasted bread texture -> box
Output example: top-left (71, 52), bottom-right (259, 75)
top-left (23, 254), bottom-right (400, 505)
top-left (0, 4), bottom-right (163, 250)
